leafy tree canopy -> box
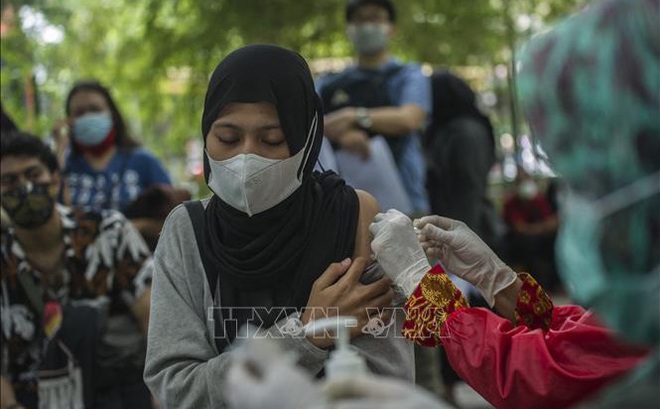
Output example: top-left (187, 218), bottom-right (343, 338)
top-left (1, 0), bottom-right (583, 167)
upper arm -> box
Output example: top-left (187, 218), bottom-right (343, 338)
top-left (144, 208), bottom-right (230, 406)
top-left (350, 191), bottom-right (415, 380)
top-left (130, 285), bottom-right (151, 335)
top-left (399, 66), bottom-right (431, 115)
top-left (384, 66), bottom-right (430, 132)
top-left (353, 190), bottom-right (380, 259)
top-left (399, 104), bottom-right (427, 131)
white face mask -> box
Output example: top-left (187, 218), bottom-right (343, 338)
top-left (206, 114), bottom-right (317, 217)
top-left (517, 180), bottom-right (539, 200)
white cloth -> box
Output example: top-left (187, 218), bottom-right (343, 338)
top-left (226, 337), bottom-right (324, 409)
top-left (225, 336), bottom-right (448, 409)
top-left (335, 136), bottom-right (412, 215)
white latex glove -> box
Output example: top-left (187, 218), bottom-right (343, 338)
top-left (369, 209), bottom-right (432, 297)
top-left (225, 337), bottom-right (325, 409)
top-left (323, 375), bottom-right (451, 409)
top-left (414, 215), bottom-right (517, 307)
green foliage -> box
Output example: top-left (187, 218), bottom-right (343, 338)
top-left (1, 0), bottom-right (584, 181)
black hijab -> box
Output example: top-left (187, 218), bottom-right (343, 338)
top-left (199, 45), bottom-right (359, 346)
top-left (426, 70), bottom-right (495, 152)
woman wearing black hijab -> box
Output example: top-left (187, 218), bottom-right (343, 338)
top-left (144, 45), bottom-right (414, 407)
top-left (422, 70), bottom-right (500, 403)
top-left (423, 70), bottom-right (499, 246)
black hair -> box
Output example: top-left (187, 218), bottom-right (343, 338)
top-left (345, 0), bottom-right (396, 22)
top-left (65, 80), bottom-right (139, 154)
top-left (1, 102), bottom-right (19, 134)
top-left (1, 132), bottom-right (59, 173)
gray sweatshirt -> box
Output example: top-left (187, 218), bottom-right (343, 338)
top-left (144, 202), bottom-right (415, 408)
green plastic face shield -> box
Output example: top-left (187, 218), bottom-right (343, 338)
top-left (517, 0), bottom-right (660, 345)
top-left (556, 173), bottom-right (660, 345)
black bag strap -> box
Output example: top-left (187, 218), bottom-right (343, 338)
top-left (183, 200), bottom-right (228, 353)
top-left (183, 200), bottom-right (219, 299)
top-left (5, 235), bottom-right (44, 316)
top-left (17, 270), bottom-right (45, 320)
top-left (320, 63), bottom-right (404, 112)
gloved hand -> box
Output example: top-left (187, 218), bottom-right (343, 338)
top-left (323, 375), bottom-right (451, 409)
top-left (225, 336), bottom-right (325, 409)
top-left (370, 209), bottom-right (432, 297)
top-left (414, 215), bottom-right (517, 307)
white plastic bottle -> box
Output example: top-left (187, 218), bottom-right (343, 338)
top-left (304, 316), bottom-right (367, 380)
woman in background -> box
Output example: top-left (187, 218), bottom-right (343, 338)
top-left (53, 81), bottom-right (171, 213)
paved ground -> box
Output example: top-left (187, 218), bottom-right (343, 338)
top-left (452, 382), bottom-right (494, 409)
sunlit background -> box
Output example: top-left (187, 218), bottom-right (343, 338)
top-left (1, 0), bottom-right (582, 199)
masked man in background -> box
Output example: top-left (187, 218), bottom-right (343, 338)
top-left (1, 133), bottom-right (153, 409)
top-left (316, 0), bottom-right (431, 217)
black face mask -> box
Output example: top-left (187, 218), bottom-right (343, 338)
top-left (1, 182), bottom-right (55, 228)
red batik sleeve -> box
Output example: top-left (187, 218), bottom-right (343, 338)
top-left (401, 263), bottom-right (469, 347)
top-left (440, 305), bottom-right (651, 409)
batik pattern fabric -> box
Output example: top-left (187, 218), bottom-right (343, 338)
top-left (0, 204), bottom-right (152, 394)
top-left (514, 272), bottom-right (553, 331)
top-left (401, 263), bottom-right (468, 347)
top-left (402, 265), bottom-right (554, 347)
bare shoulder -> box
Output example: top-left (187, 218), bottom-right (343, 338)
top-left (353, 190), bottom-right (381, 258)
top-left (356, 189), bottom-right (379, 215)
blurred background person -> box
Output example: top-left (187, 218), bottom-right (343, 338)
top-left (1, 132), bottom-right (153, 409)
top-left (1, 102), bottom-right (20, 231)
top-left (423, 69), bottom-right (503, 405)
top-left (317, 0), bottom-right (431, 217)
top-left (52, 80), bottom-right (174, 245)
top-left (502, 166), bottom-right (560, 291)
top-left (123, 184), bottom-right (191, 252)
top-left (424, 70), bottom-right (503, 251)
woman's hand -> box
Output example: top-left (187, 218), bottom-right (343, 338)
top-left (302, 257), bottom-right (393, 349)
top-left (415, 215), bottom-right (517, 308)
top-left (369, 209), bottom-right (431, 297)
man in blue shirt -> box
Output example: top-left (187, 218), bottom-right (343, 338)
top-left (317, 0), bottom-right (431, 215)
